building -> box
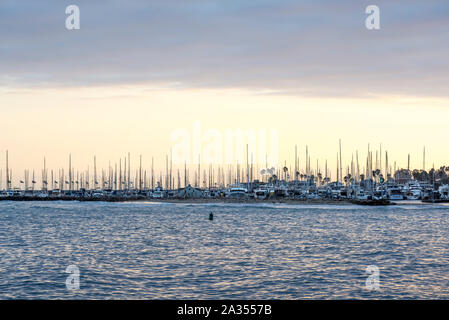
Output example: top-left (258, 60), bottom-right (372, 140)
top-left (177, 185), bottom-right (204, 198)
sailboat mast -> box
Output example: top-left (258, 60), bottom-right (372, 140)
top-left (69, 154), bottom-right (72, 191)
top-left (294, 145), bottom-right (297, 181)
top-left (128, 152), bottom-right (131, 190)
top-left (94, 155), bottom-right (97, 190)
top-left (6, 150), bottom-right (10, 190)
top-left (408, 154), bottom-right (410, 171)
top-left (151, 157), bottom-right (154, 189)
top-left (339, 139), bottom-right (342, 184)
top-left (170, 149), bottom-right (173, 190)
top-left (423, 146), bottom-right (426, 171)
top-left (139, 155), bottom-right (142, 191)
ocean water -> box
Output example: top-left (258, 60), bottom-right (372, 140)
top-left (0, 200), bottom-right (449, 299)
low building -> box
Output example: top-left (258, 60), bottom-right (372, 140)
top-left (394, 169), bottom-right (412, 184)
top-left (177, 185), bottom-right (204, 198)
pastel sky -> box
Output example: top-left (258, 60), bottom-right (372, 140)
top-left (1, 0), bottom-right (449, 180)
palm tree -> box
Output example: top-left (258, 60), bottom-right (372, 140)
top-left (283, 167), bottom-right (288, 181)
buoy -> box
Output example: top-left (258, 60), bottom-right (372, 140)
top-left (209, 212), bottom-right (214, 221)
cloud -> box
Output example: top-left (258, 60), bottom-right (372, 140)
top-left (1, 0), bottom-right (448, 98)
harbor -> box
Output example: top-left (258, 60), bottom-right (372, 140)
top-left (1, 145), bottom-right (448, 205)
top-left (2, 0), bottom-right (449, 303)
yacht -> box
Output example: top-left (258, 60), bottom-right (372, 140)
top-left (355, 189), bottom-right (371, 200)
top-left (254, 188), bottom-right (269, 199)
top-left (387, 185), bottom-right (404, 200)
top-left (439, 185), bottom-right (449, 200)
top-left (404, 181), bottom-right (422, 200)
top-left (405, 187), bottom-right (422, 200)
top-left (92, 190), bottom-right (105, 198)
top-left (152, 187), bottom-right (164, 198)
top-left (152, 182), bottom-right (165, 198)
top-left (227, 187), bottom-right (248, 198)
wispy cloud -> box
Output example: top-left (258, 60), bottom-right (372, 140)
top-left (1, 0), bottom-right (448, 98)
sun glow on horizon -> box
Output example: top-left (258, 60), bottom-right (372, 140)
top-left (1, 84), bottom-right (449, 186)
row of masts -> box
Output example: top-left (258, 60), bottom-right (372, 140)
top-left (0, 143), bottom-right (431, 191)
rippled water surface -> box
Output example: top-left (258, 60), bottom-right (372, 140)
top-left (1, 201), bottom-right (449, 299)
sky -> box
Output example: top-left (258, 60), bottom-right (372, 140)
top-left (1, 0), bottom-right (449, 182)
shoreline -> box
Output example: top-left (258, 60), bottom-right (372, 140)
top-left (0, 197), bottom-right (402, 206)
top-left (0, 196), bottom-right (347, 204)
top-left (142, 198), bottom-right (351, 205)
